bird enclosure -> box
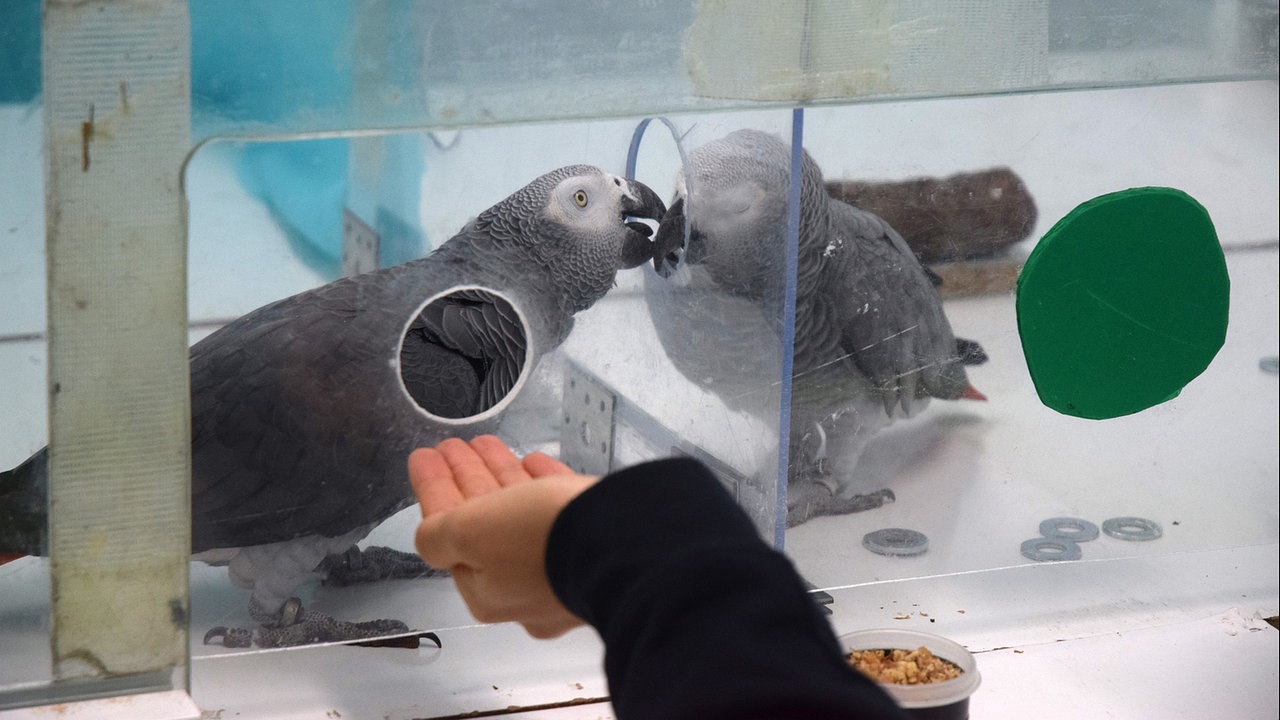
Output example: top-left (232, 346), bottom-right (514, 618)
top-left (1, 1), bottom-right (1276, 718)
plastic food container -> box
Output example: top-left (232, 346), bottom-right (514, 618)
top-left (840, 629), bottom-right (982, 720)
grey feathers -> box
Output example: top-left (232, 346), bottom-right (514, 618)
top-left (645, 129), bottom-right (983, 523)
top-left (184, 165), bottom-right (663, 556)
top-left (402, 288), bottom-right (526, 419)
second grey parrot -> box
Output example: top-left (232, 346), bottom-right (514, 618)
top-left (0, 164), bottom-right (665, 647)
top-left (644, 130), bottom-right (985, 526)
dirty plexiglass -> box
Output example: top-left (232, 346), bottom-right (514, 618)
top-left (1, 0), bottom-right (1277, 714)
top-left (173, 112), bottom-right (793, 662)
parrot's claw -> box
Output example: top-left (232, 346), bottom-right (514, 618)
top-left (799, 422), bottom-right (832, 479)
top-left (203, 625), bottom-right (253, 648)
top-left (278, 596), bottom-right (302, 627)
top-left (253, 614), bottom-right (412, 649)
top-left (786, 482), bottom-right (895, 527)
top-left (320, 544), bottom-right (449, 587)
top-left (195, 596), bottom-right (417, 649)
top-left (833, 488), bottom-right (895, 514)
top-left (354, 630), bottom-right (444, 650)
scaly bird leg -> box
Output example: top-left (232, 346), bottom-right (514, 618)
top-left (786, 479), bottom-right (895, 527)
top-left (320, 544), bottom-right (450, 587)
top-left (203, 596), bottom-right (441, 649)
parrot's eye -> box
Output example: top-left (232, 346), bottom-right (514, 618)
top-left (573, 190), bottom-right (589, 208)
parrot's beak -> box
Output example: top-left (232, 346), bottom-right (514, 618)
top-left (651, 197), bottom-right (686, 278)
top-left (619, 178), bottom-right (667, 270)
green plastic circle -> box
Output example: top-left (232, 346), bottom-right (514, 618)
top-left (1016, 187), bottom-right (1229, 420)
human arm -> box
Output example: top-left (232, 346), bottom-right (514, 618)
top-left (408, 435), bottom-right (596, 638)
top-left (408, 436), bottom-right (908, 719)
top-left (545, 457), bottom-right (909, 720)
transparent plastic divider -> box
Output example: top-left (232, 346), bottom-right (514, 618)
top-left (785, 90), bottom-right (1278, 594)
top-left (8, 0), bottom-right (1275, 711)
top-left (177, 115), bottom-right (798, 653)
top-left (188, 0), bottom-right (1277, 142)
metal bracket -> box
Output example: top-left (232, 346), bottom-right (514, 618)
top-left (342, 208), bottom-right (380, 277)
top-left (560, 363), bottom-right (617, 476)
top-left (560, 361), bottom-right (779, 540)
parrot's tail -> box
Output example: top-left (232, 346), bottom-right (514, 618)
top-left (953, 338), bottom-right (988, 402)
top-left (0, 448), bottom-right (48, 560)
top-left (955, 337), bottom-right (988, 366)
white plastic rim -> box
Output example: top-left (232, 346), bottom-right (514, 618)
top-left (397, 284), bottom-right (533, 426)
top-left (840, 628), bottom-right (982, 709)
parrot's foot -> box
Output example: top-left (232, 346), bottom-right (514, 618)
top-left (202, 597), bottom-right (442, 649)
top-left (320, 544), bottom-right (449, 587)
top-left (202, 625), bottom-right (253, 648)
top-left (786, 482), bottom-right (895, 527)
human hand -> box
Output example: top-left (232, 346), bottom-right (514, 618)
top-left (408, 435), bottom-right (597, 638)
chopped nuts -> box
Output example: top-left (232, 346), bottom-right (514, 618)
top-left (847, 646), bottom-right (963, 685)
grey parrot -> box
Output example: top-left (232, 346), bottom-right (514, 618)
top-left (643, 129), bottom-right (985, 526)
top-left (0, 164), bottom-right (665, 647)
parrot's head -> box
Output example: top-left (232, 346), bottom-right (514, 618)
top-left (480, 164), bottom-right (665, 313)
top-left (651, 130), bottom-right (826, 300)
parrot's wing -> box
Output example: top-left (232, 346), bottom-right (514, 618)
top-left (403, 287), bottom-right (528, 417)
top-left (0, 448), bottom-right (48, 557)
top-left (821, 199), bottom-right (973, 415)
top-left (188, 271), bottom-right (423, 553)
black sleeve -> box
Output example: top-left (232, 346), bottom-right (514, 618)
top-left (545, 457), bottom-right (910, 720)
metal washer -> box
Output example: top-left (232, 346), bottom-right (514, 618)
top-left (862, 528), bottom-right (929, 556)
top-left (1021, 537), bottom-right (1083, 562)
top-left (1038, 517), bottom-right (1100, 542)
top-left (1102, 516), bottom-right (1162, 541)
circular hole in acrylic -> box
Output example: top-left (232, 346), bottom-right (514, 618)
top-left (398, 286), bottom-right (530, 423)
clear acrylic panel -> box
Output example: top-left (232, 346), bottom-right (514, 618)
top-left (183, 0), bottom-right (1277, 140)
top-left (179, 114), bottom-right (792, 659)
top-left (785, 83), bottom-right (1279, 589)
top-left (2, 0), bottom-right (1277, 713)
